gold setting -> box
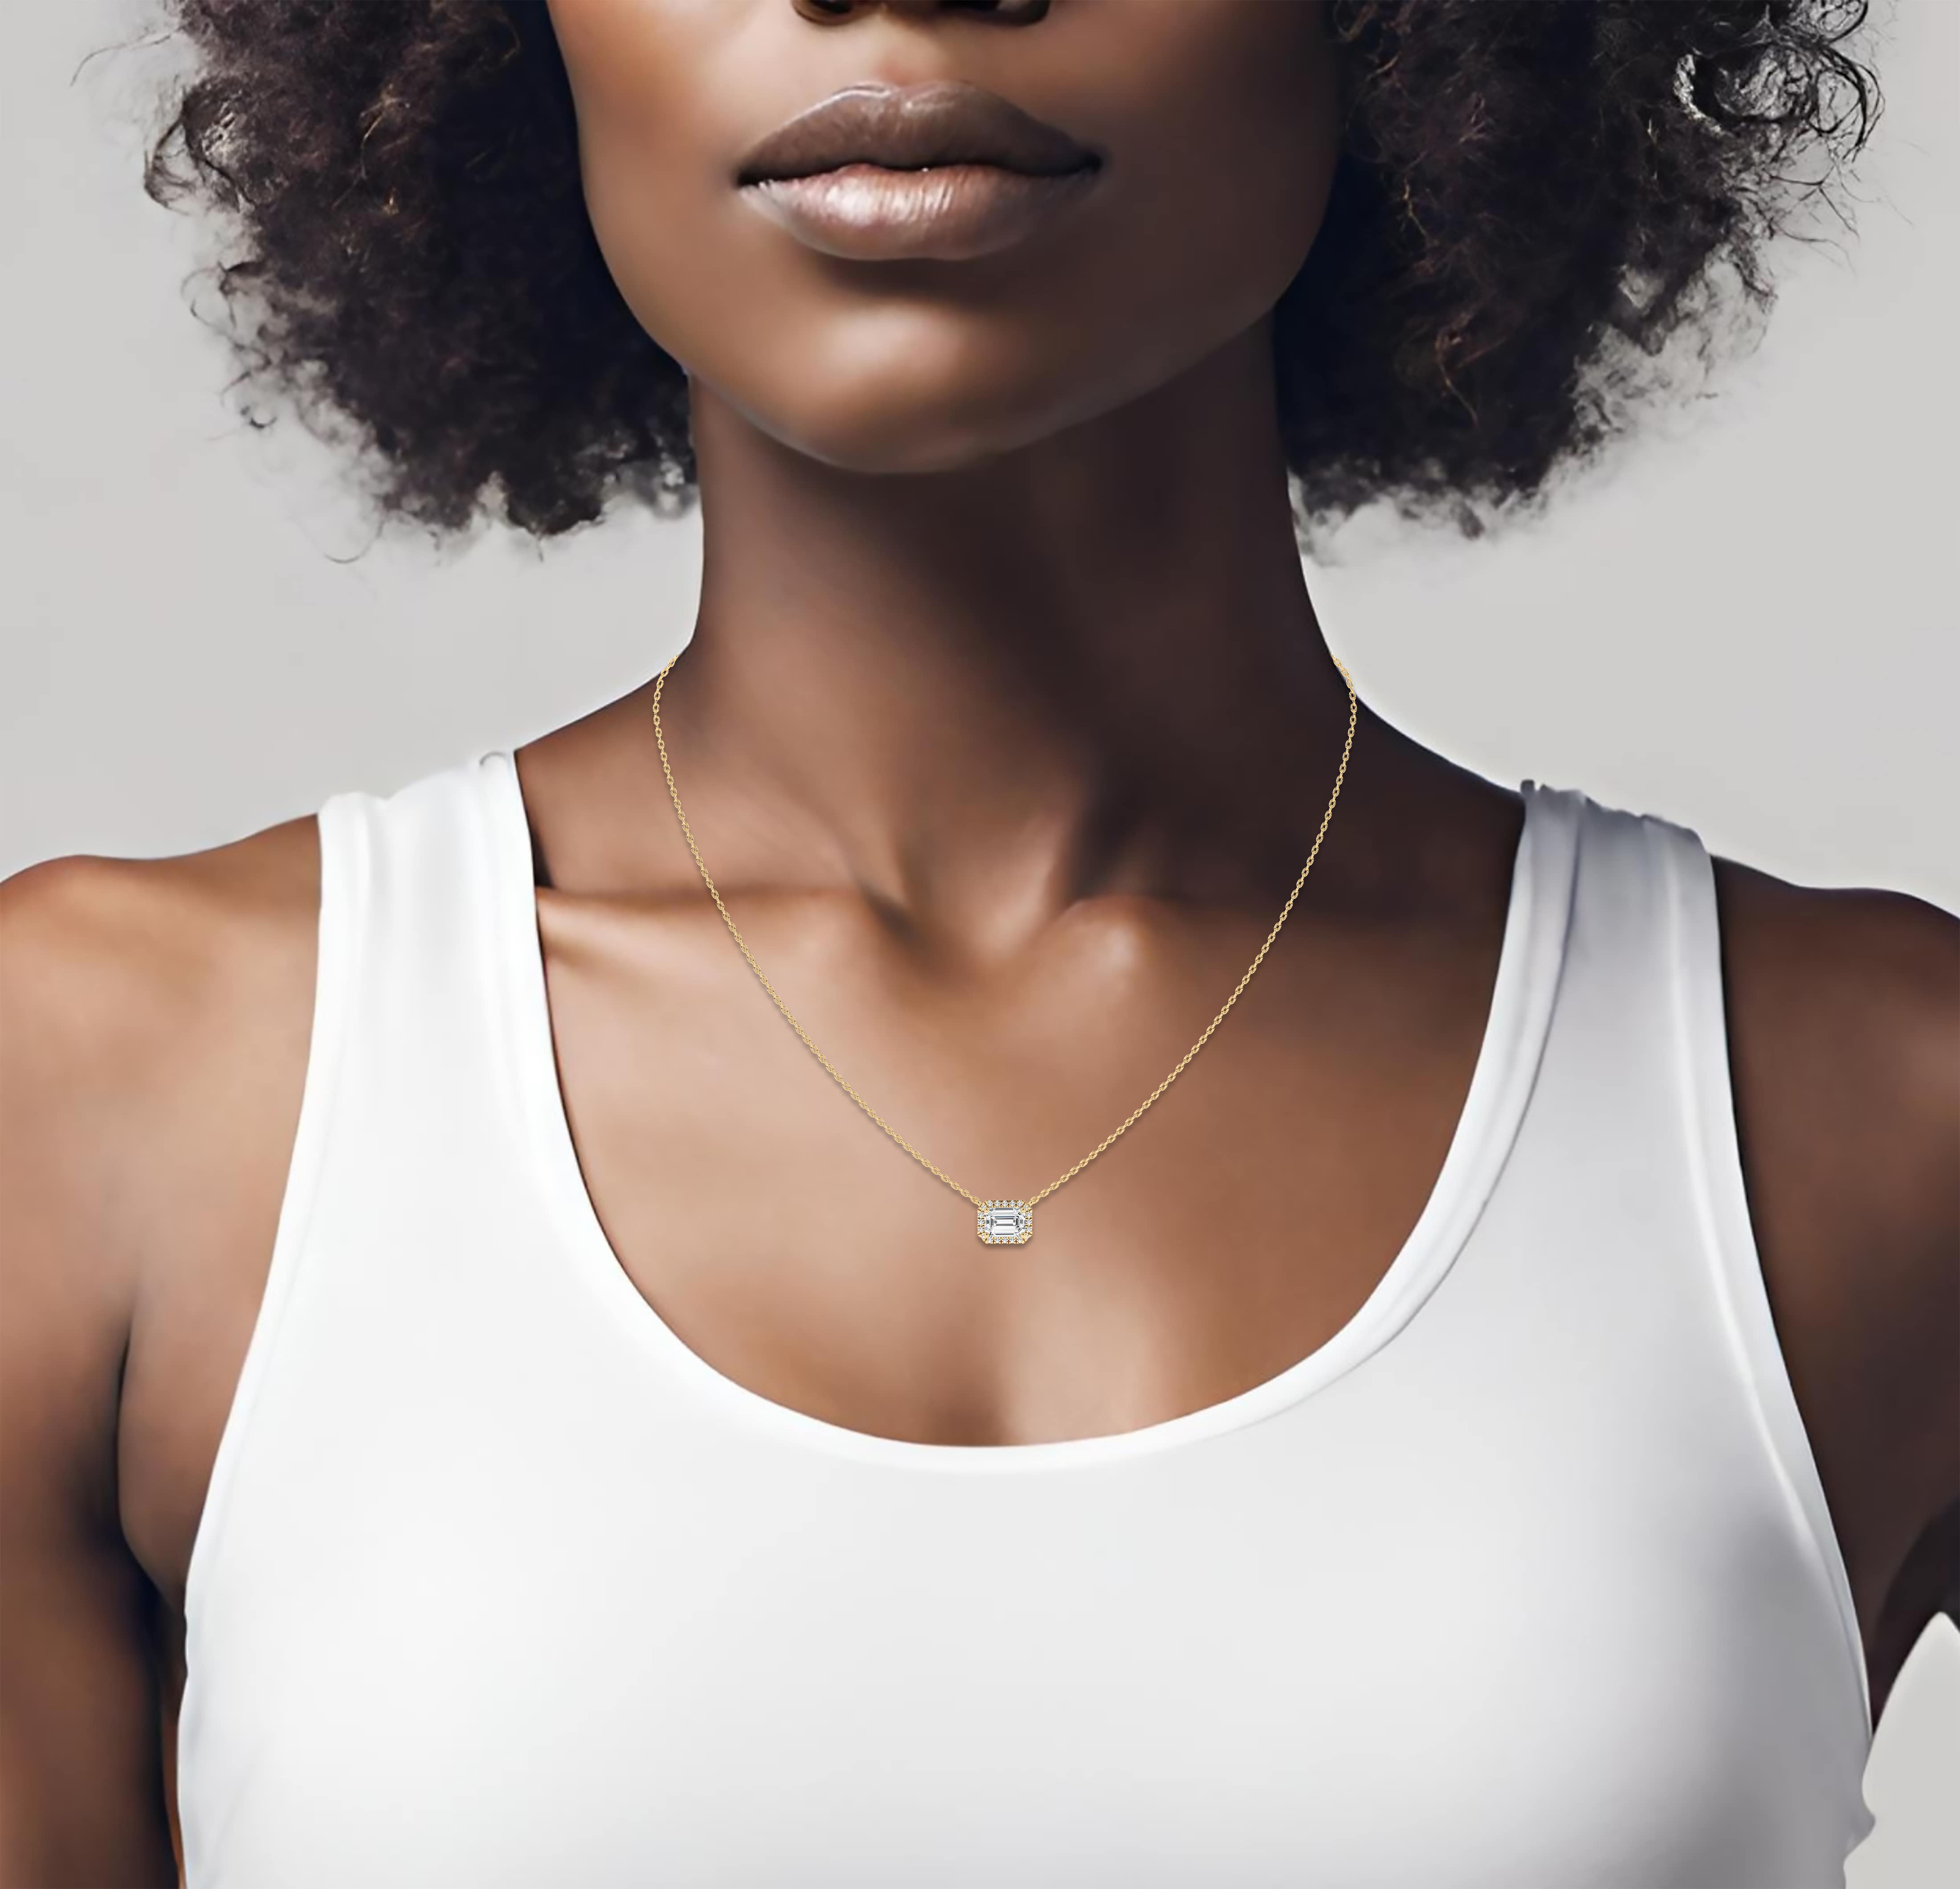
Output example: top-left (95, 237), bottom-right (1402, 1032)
top-left (977, 1200), bottom-right (1033, 1246)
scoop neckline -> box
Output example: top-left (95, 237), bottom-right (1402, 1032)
top-left (482, 749), bottom-right (1579, 1473)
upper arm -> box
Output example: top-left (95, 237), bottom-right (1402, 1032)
top-left (0, 857), bottom-right (180, 1886)
top-left (1714, 859), bottom-right (1960, 1637)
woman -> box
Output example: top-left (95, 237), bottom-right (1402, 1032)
top-left (0, 0), bottom-right (1952, 1883)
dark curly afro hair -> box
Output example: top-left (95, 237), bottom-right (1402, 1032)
top-left (143, 0), bottom-right (1879, 545)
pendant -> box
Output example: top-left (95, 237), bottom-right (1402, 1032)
top-left (977, 1199), bottom-right (1033, 1245)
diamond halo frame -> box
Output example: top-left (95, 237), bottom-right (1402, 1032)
top-left (977, 1199), bottom-right (1033, 1245)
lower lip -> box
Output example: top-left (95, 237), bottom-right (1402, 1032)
top-left (739, 161), bottom-right (1100, 261)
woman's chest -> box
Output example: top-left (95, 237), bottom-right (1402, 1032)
top-left (176, 1350), bottom-right (1854, 1888)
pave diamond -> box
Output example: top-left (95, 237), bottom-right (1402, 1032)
top-left (977, 1200), bottom-right (1033, 1245)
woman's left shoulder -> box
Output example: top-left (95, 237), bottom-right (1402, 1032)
top-left (1711, 853), bottom-right (1958, 1664)
top-left (1710, 854), bottom-right (1957, 1189)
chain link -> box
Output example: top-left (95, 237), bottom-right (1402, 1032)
top-left (650, 654), bottom-right (1357, 1217)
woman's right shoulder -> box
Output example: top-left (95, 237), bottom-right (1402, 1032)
top-left (0, 814), bottom-right (325, 1308)
top-left (0, 817), bottom-right (323, 1884)
top-left (0, 813), bottom-right (323, 1103)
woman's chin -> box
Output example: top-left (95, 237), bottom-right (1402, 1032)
top-left (715, 381), bottom-right (1066, 478)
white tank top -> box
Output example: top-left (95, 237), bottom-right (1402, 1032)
top-left (175, 752), bottom-right (1876, 1886)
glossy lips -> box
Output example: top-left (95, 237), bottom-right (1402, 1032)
top-left (735, 80), bottom-right (1103, 261)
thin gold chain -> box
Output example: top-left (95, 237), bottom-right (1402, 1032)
top-left (649, 654), bottom-right (1357, 1215)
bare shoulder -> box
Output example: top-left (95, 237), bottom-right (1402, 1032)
top-left (0, 818), bottom-right (323, 1281)
top-left (1711, 857), bottom-right (1960, 1652)
top-left (0, 818), bottom-right (319, 1883)
top-left (1713, 859), bottom-right (1958, 1259)
top-left (0, 812), bottom-right (322, 1289)
top-left (0, 811), bottom-right (325, 1478)
top-left (0, 816), bottom-right (322, 1058)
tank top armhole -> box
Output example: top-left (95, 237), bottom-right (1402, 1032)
top-left (179, 791), bottom-right (370, 1642)
top-left (1656, 816), bottom-right (1875, 1754)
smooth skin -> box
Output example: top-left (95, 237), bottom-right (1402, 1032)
top-left (3, 0), bottom-right (1956, 1881)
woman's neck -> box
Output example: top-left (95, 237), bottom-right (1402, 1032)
top-left (658, 323), bottom-right (1364, 952)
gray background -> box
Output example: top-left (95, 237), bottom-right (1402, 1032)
top-left (4, 3), bottom-right (1954, 1880)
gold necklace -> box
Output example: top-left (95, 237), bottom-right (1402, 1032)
top-left (649, 653), bottom-right (1356, 1245)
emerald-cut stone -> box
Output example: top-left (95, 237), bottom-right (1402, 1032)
top-left (977, 1200), bottom-right (1032, 1245)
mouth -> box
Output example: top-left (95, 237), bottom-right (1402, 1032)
top-left (735, 80), bottom-right (1104, 261)
top-left (736, 78), bottom-right (1101, 185)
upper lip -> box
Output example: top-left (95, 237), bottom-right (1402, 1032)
top-left (736, 81), bottom-right (1101, 185)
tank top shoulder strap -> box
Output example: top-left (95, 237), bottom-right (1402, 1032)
top-left (1515, 782), bottom-right (1872, 1742)
top-left (1645, 801), bottom-right (1873, 1737)
top-left (182, 751), bottom-right (522, 1650)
